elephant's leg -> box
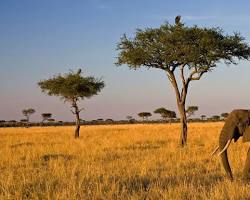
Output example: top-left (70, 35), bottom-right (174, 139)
top-left (243, 147), bottom-right (250, 180)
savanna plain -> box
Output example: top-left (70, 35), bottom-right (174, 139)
top-left (1, 123), bottom-right (250, 200)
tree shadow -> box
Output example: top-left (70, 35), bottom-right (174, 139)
top-left (41, 154), bottom-right (75, 162)
top-left (80, 173), bottom-right (224, 198)
top-left (120, 173), bottom-right (224, 195)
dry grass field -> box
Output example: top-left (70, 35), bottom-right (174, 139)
top-left (1, 123), bottom-right (250, 200)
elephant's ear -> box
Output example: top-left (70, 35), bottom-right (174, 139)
top-left (243, 126), bottom-right (250, 143)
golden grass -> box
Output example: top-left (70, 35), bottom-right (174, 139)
top-left (1, 123), bottom-right (250, 200)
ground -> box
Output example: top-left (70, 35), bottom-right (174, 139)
top-left (1, 123), bottom-right (250, 200)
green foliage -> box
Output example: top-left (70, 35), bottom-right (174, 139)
top-left (38, 70), bottom-right (105, 103)
top-left (186, 106), bottom-right (199, 118)
top-left (47, 118), bottom-right (55, 122)
top-left (116, 22), bottom-right (250, 70)
top-left (211, 115), bottom-right (221, 121)
top-left (22, 108), bottom-right (35, 117)
top-left (41, 113), bottom-right (52, 122)
top-left (126, 116), bottom-right (133, 120)
top-left (201, 115), bottom-right (206, 120)
top-left (138, 112), bottom-right (152, 120)
top-left (154, 107), bottom-right (176, 120)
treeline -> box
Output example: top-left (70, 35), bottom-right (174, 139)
top-left (0, 116), bottom-right (227, 128)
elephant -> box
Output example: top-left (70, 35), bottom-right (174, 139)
top-left (211, 109), bottom-right (250, 180)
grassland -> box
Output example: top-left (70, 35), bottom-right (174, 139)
top-left (1, 123), bottom-right (250, 200)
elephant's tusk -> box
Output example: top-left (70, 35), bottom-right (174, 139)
top-left (218, 139), bottom-right (232, 156)
top-left (211, 146), bottom-right (219, 156)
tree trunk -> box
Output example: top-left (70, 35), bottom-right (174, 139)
top-left (26, 116), bottom-right (29, 128)
top-left (72, 102), bottom-right (81, 139)
top-left (166, 69), bottom-right (189, 147)
top-left (178, 103), bottom-right (188, 147)
top-left (75, 111), bottom-right (80, 138)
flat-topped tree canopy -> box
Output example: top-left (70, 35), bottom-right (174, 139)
top-left (116, 23), bottom-right (250, 72)
top-left (116, 16), bottom-right (250, 146)
top-left (38, 70), bottom-right (104, 103)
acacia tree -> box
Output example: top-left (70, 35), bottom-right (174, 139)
top-left (22, 108), bottom-right (35, 124)
top-left (38, 69), bottom-right (105, 138)
top-left (201, 115), bottom-right (206, 121)
top-left (116, 16), bottom-right (250, 146)
top-left (211, 115), bottom-right (220, 121)
top-left (138, 112), bottom-right (152, 121)
top-left (41, 113), bottom-right (52, 123)
top-left (154, 107), bottom-right (176, 123)
top-left (186, 106), bottom-right (198, 118)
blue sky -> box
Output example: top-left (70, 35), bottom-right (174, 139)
top-left (0, 0), bottom-right (250, 121)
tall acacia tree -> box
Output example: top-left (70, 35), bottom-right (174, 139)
top-left (38, 69), bottom-right (105, 138)
top-left (116, 16), bottom-right (250, 146)
top-left (22, 108), bottom-right (36, 125)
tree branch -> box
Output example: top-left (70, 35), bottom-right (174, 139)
top-left (79, 108), bottom-right (84, 113)
top-left (166, 69), bottom-right (181, 102)
top-left (170, 62), bottom-right (180, 73)
top-left (186, 65), bottom-right (210, 85)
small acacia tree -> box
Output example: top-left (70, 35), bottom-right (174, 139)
top-left (201, 115), bottom-right (206, 121)
top-left (138, 112), bottom-right (152, 121)
top-left (38, 69), bottom-right (105, 138)
top-left (22, 108), bottom-right (35, 125)
top-left (41, 113), bottom-right (52, 123)
top-left (154, 107), bottom-right (176, 123)
top-left (211, 115), bottom-right (220, 121)
top-left (186, 106), bottom-right (198, 118)
top-left (116, 16), bottom-right (250, 146)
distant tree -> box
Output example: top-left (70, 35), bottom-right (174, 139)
top-left (105, 119), bottom-right (114, 123)
top-left (186, 106), bottom-right (199, 118)
top-left (221, 112), bottom-right (229, 120)
top-left (126, 116), bottom-right (135, 123)
top-left (126, 116), bottom-right (133, 120)
top-left (22, 108), bottom-right (35, 125)
top-left (20, 119), bottom-right (28, 123)
top-left (211, 115), bottom-right (220, 121)
top-left (80, 119), bottom-right (86, 123)
top-left (38, 69), bottom-right (105, 138)
top-left (47, 118), bottom-right (55, 122)
top-left (201, 115), bottom-right (206, 121)
top-left (138, 112), bottom-right (152, 121)
top-left (41, 113), bottom-right (52, 123)
top-left (116, 16), bottom-right (250, 146)
top-left (0, 120), bottom-right (5, 123)
top-left (154, 107), bottom-right (176, 123)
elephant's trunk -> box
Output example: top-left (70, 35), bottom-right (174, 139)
top-left (219, 128), bottom-right (234, 180)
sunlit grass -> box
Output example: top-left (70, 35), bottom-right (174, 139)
top-left (1, 123), bottom-right (250, 199)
